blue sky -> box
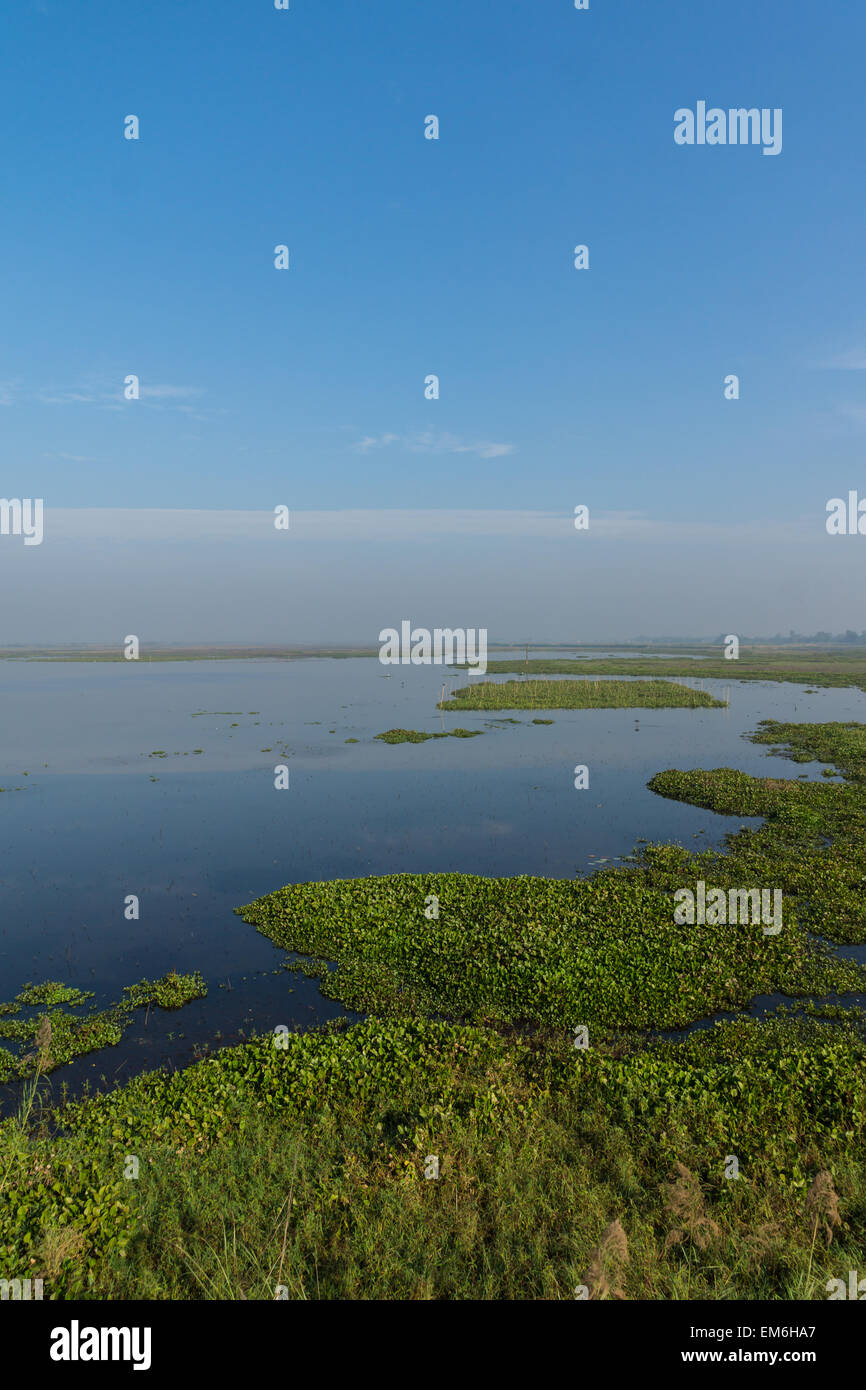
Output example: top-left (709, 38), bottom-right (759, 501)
top-left (2, 0), bottom-right (865, 640)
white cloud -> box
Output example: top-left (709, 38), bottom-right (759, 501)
top-left (35, 389), bottom-right (103, 405)
top-left (139, 384), bottom-right (203, 400)
top-left (25, 382), bottom-right (206, 409)
top-left (354, 431), bottom-right (515, 459)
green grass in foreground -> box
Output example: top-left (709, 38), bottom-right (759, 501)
top-left (2, 1014), bottom-right (863, 1299)
top-left (439, 678), bottom-right (726, 711)
top-left (3, 719), bottom-right (866, 1299)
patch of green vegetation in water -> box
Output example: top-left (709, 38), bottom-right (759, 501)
top-left (638, 720), bottom-right (866, 944)
top-left (237, 721), bottom-right (866, 1021)
top-left (374, 728), bottom-right (484, 744)
top-left (439, 679), bottom-right (726, 711)
top-left (469, 651), bottom-right (866, 692)
top-left (0, 971), bottom-right (207, 1082)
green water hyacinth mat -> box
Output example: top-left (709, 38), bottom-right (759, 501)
top-left (374, 727), bottom-right (483, 744)
top-left (237, 872), bottom-right (862, 1031)
top-left (0, 971), bottom-right (207, 1083)
top-left (237, 721), bottom-right (866, 1029)
top-left (438, 679), bottom-right (726, 710)
top-left (471, 652), bottom-right (866, 691)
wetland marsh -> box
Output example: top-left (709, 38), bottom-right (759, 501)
top-left (2, 651), bottom-right (866, 1300)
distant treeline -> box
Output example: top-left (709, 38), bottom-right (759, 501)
top-left (746, 632), bottom-right (866, 645)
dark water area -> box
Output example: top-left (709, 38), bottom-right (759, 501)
top-left (1, 655), bottom-right (864, 1108)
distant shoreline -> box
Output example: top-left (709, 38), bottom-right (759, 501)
top-left (0, 646), bottom-right (379, 662)
top-left (3, 640), bottom-right (866, 662)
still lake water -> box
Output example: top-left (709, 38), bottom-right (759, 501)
top-left (1, 654), bottom-right (864, 1101)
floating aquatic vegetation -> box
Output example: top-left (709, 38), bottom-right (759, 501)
top-left (0, 971), bottom-right (207, 1081)
top-left (438, 679), bottom-right (726, 711)
top-left (237, 721), bottom-right (866, 1026)
top-left (472, 653), bottom-right (866, 692)
top-left (374, 727), bottom-right (484, 744)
